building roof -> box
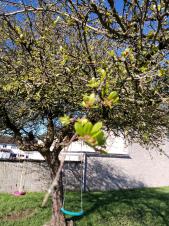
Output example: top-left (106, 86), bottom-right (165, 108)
top-left (0, 149), bottom-right (12, 153)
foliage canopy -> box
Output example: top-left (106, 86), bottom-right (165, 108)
top-left (0, 1), bottom-right (168, 224)
top-left (0, 0), bottom-right (168, 150)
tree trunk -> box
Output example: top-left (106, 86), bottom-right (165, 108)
top-left (51, 182), bottom-right (65, 226)
top-left (43, 143), bottom-right (75, 226)
top-left (44, 151), bottom-right (67, 226)
top-left (50, 162), bottom-right (66, 226)
top-left (50, 166), bottom-right (74, 226)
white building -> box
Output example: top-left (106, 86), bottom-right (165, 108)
top-left (0, 143), bottom-right (17, 151)
top-left (25, 151), bottom-right (44, 160)
top-left (59, 135), bottom-right (129, 161)
top-left (0, 142), bottom-right (29, 159)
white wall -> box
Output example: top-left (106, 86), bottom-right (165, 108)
top-left (59, 137), bottom-right (128, 161)
top-left (26, 151), bottom-right (44, 160)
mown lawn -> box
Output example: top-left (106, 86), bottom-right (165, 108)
top-left (0, 187), bottom-right (169, 226)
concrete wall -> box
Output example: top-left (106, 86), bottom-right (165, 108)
top-left (0, 141), bottom-right (169, 192)
top-left (86, 141), bottom-right (169, 190)
top-left (0, 161), bottom-right (51, 193)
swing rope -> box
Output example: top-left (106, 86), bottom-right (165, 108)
top-left (80, 142), bottom-right (84, 211)
top-left (13, 151), bottom-right (26, 196)
top-left (62, 149), bottom-right (67, 209)
top-left (60, 143), bottom-right (85, 217)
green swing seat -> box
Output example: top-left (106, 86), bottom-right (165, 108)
top-left (60, 207), bottom-right (84, 217)
top-left (61, 152), bottom-right (85, 218)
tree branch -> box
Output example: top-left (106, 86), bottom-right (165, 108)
top-left (107, 0), bottom-right (126, 32)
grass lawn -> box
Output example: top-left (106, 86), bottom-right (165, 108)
top-left (0, 187), bottom-right (169, 226)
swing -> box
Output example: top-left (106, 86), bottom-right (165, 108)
top-left (60, 208), bottom-right (84, 217)
top-left (13, 153), bottom-right (27, 196)
top-left (60, 150), bottom-right (85, 217)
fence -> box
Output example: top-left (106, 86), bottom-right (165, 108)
top-left (0, 142), bottom-right (169, 193)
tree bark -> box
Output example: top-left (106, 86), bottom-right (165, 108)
top-left (42, 133), bottom-right (76, 226)
top-left (51, 162), bottom-right (66, 226)
top-left (48, 166), bottom-right (74, 226)
top-left (51, 182), bottom-right (65, 226)
top-left (44, 151), bottom-right (66, 226)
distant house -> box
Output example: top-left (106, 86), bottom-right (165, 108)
top-left (0, 149), bottom-right (12, 159)
top-left (0, 141), bottom-right (17, 151)
top-left (0, 136), bottom-right (30, 160)
top-left (0, 146), bottom-right (28, 160)
top-left (0, 137), bottom-right (17, 159)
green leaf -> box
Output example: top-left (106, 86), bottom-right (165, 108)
top-left (15, 26), bottom-right (21, 34)
top-left (108, 50), bottom-right (115, 57)
top-left (3, 84), bottom-right (12, 92)
top-left (78, 118), bottom-right (88, 126)
top-left (93, 131), bottom-right (106, 146)
top-left (82, 93), bottom-right (96, 108)
top-left (143, 133), bottom-right (149, 142)
top-left (19, 34), bottom-right (24, 39)
top-left (74, 122), bottom-right (84, 136)
top-left (83, 122), bottom-right (93, 135)
top-left (113, 96), bottom-right (119, 104)
top-left (33, 91), bottom-right (41, 101)
top-left (59, 115), bottom-right (71, 126)
top-left (103, 91), bottom-right (119, 108)
top-left (140, 66), bottom-right (148, 73)
top-left (91, 122), bottom-right (103, 135)
top-left (158, 69), bottom-right (166, 77)
top-left (97, 68), bottom-right (106, 79)
top-left (107, 91), bottom-right (118, 100)
top-left (157, 4), bottom-right (161, 11)
top-left (87, 77), bottom-right (100, 88)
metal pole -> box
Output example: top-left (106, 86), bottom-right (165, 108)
top-left (83, 153), bottom-right (87, 192)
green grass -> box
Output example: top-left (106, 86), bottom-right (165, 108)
top-left (1, 187), bottom-right (169, 226)
top-left (0, 192), bottom-right (51, 226)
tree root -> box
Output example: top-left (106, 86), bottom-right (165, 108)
top-left (43, 218), bottom-right (74, 226)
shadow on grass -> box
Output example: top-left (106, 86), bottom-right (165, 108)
top-left (65, 183), bottom-right (169, 225)
top-left (63, 158), bottom-right (169, 225)
top-left (72, 187), bottom-right (169, 225)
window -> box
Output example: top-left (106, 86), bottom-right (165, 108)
top-left (3, 144), bottom-right (7, 148)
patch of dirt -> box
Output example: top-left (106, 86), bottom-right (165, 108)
top-left (0, 208), bottom-right (36, 221)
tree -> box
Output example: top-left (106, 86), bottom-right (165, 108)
top-left (0, 0), bottom-right (168, 225)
